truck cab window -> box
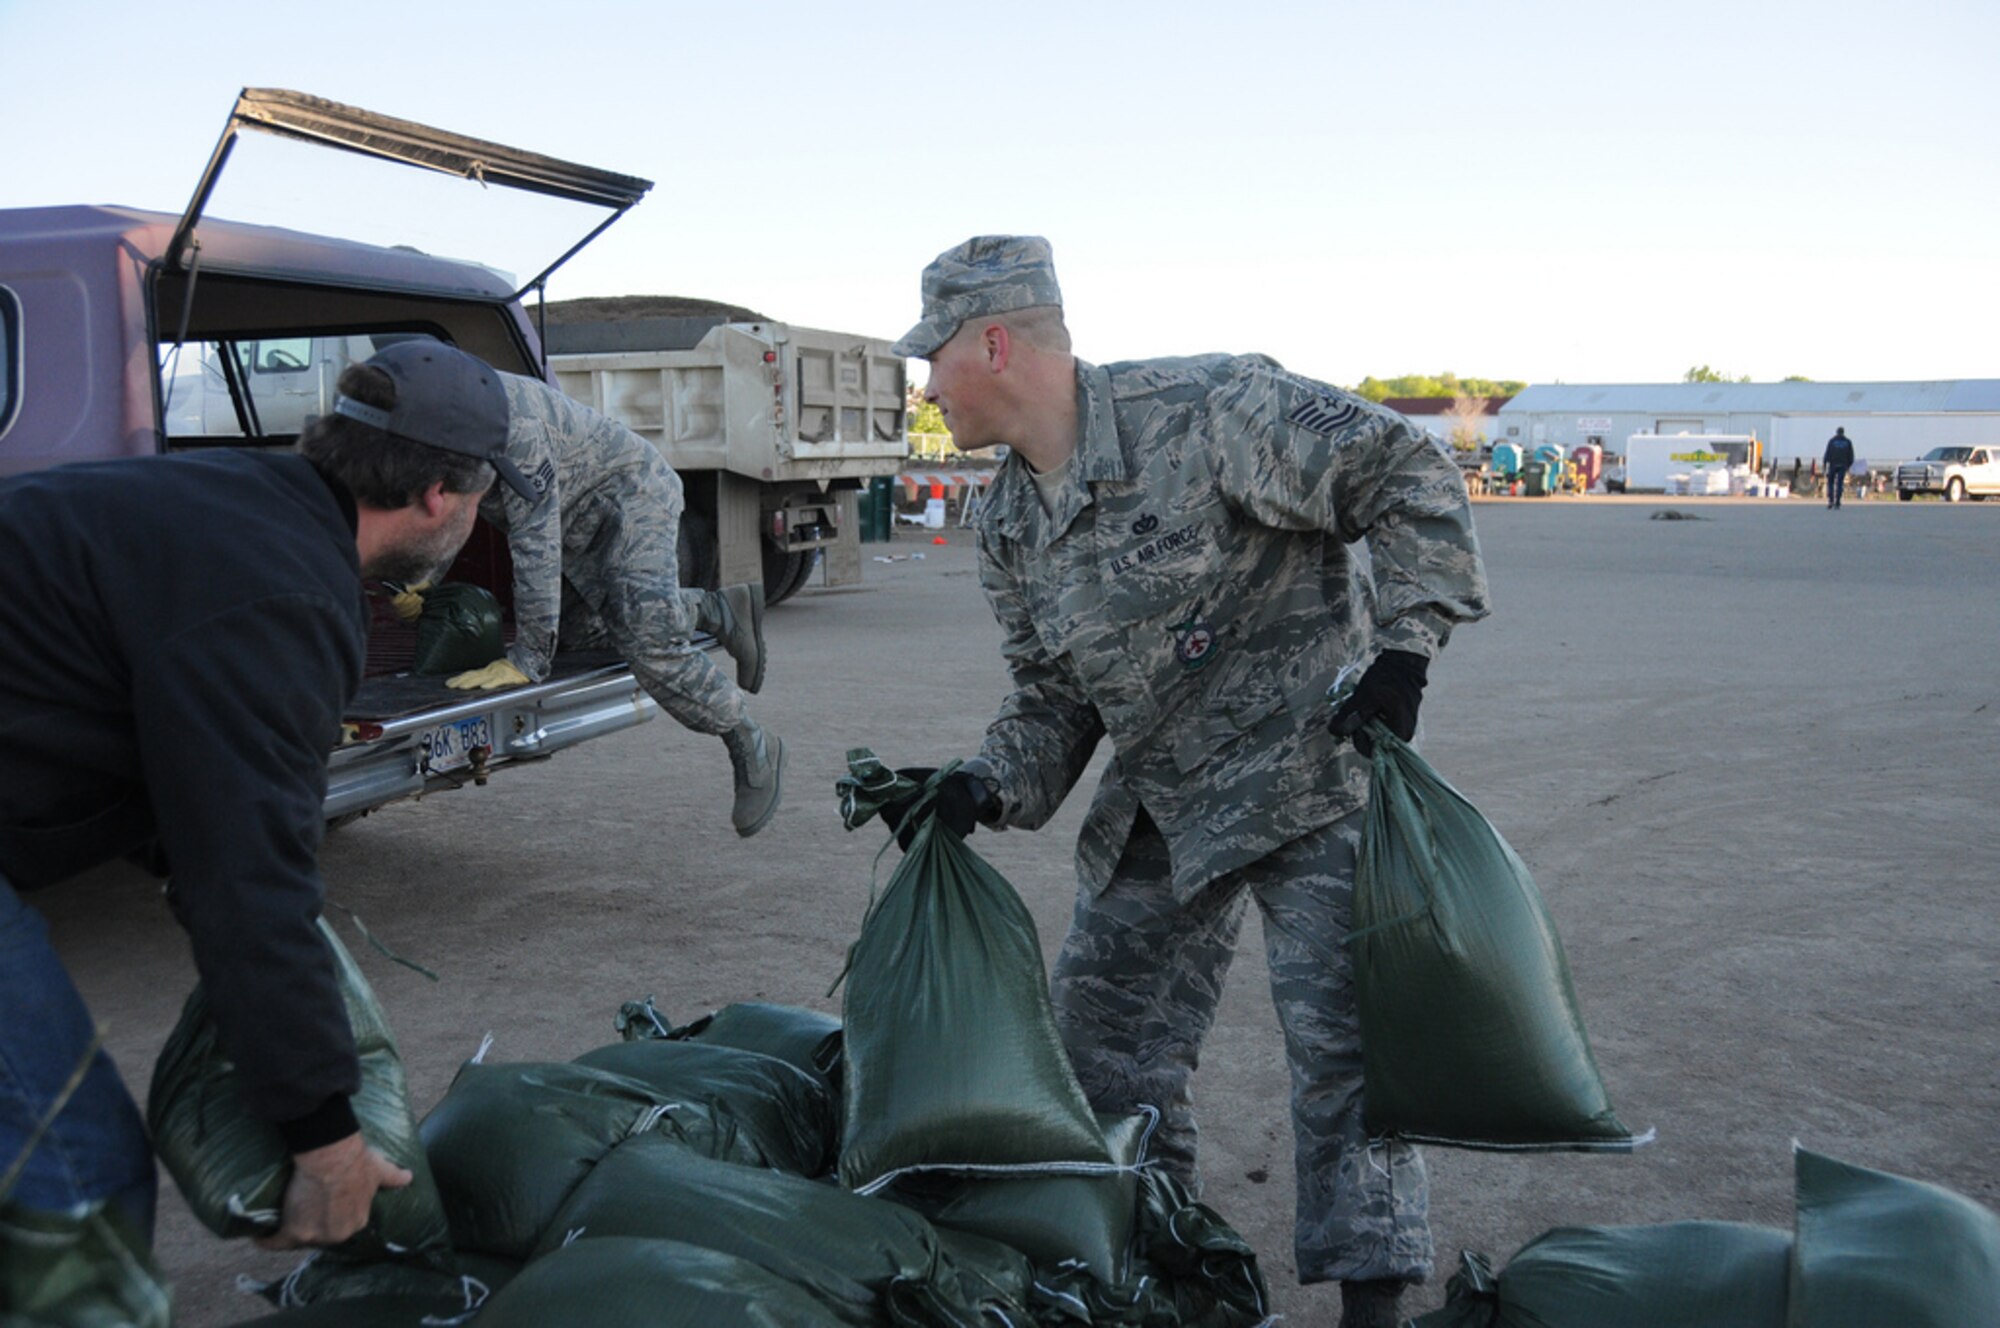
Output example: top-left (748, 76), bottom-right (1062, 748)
top-left (0, 285), bottom-right (18, 439)
top-left (251, 338), bottom-right (313, 374)
top-left (158, 335), bottom-right (359, 443)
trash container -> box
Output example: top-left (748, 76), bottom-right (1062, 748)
top-left (1522, 460), bottom-right (1549, 497)
top-left (860, 476), bottom-right (896, 543)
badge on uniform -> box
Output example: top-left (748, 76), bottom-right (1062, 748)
top-left (1169, 605), bottom-right (1217, 672)
top-left (1283, 385), bottom-right (1362, 437)
top-left (530, 458), bottom-right (556, 497)
top-left (1272, 374), bottom-right (1368, 436)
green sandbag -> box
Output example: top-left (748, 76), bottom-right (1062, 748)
top-left (226, 1293), bottom-right (472, 1327)
top-left (624, 998), bottom-right (846, 1097)
top-left (1351, 727), bottom-right (1644, 1151)
top-left (1789, 1145), bottom-right (2000, 1327)
top-left (1032, 1167), bottom-right (1273, 1327)
top-left (260, 1248), bottom-right (519, 1311)
top-left (0, 1199), bottom-right (172, 1328)
top-left (1411, 1222), bottom-right (1791, 1328)
top-left (532, 1133), bottom-right (1028, 1325)
top-left (145, 917), bottom-right (450, 1262)
top-left (929, 1228), bottom-right (1037, 1322)
top-left (476, 1236), bottom-right (845, 1328)
top-left (418, 1059), bottom-right (761, 1260)
top-left (410, 583), bottom-right (503, 676)
top-left (833, 752), bottom-right (1113, 1194)
top-left (889, 1109), bottom-right (1156, 1285)
top-left (572, 1039), bottom-right (837, 1177)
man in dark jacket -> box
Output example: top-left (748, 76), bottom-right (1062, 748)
top-left (1823, 427), bottom-right (1856, 508)
top-left (0, 341), bottom-right (523, 1253)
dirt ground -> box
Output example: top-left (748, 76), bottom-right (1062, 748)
top-left (37, 493), bottom-right (2000, 1325)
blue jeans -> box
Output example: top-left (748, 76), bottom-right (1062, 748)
top-left (1826, 465), bottom-right (1849, 507)
top-left (0, 873), bottom-right (156, 1241)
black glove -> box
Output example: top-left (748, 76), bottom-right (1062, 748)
top-left (882, 766), bottom-right (994, 850)
top-left (1329, 649), bottom-right (1430, 756)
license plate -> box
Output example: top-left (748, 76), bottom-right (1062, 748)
top-left (421, 715), bottom-right (493, 773)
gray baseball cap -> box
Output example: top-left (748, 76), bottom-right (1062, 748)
top-left (333, 341), bottom-right (534, 502)
top-left (891, 235), bottom-right (1064, 359)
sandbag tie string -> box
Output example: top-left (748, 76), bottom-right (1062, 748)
top-left (322, 899), bottom-right (439, 982)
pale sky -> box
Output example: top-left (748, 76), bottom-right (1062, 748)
top-left (4, 0), bottom-right (1993, 388)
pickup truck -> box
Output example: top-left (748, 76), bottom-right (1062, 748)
top-left (165, 299), bottom-right (914, 606)
top-left (1895, 446), bottom-right (2000, 502)
top-left (0, 88), bottom-right (664, 821)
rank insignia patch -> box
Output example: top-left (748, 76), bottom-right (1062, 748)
top-left (1283, 394), bottom-right (1362, 436)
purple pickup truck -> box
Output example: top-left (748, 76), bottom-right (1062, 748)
top-left (0, 88), bottom-right (663, 821)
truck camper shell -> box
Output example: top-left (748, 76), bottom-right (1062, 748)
top-left (0, 89), bottom-right (662, 821)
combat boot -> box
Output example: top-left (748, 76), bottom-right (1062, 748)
top-left (699, 583), bottom-right (766, 694)
top-left (721, 719), bottom-right (784, 837)
top-left (1338, 1279), bottom-right (1408, 1328)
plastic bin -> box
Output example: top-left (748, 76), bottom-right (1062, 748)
top-left (859, 476), bottom-right (896, 543)
top-left (1522, 460), bottom-right (1550, 497)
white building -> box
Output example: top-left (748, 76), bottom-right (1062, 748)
top-left (1496, 380), bottom-right (2000, 469)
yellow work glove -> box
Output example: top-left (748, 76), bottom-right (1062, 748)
top-left (389, 582), bottom-right (431, 623)
top-left (446, 659), bottom-right (531, 691)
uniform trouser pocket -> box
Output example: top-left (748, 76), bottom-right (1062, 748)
top-left (1049, 812), bottom-right (1432, 1286)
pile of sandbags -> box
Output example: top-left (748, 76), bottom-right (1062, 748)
top-left (236, 996), bottom-right (1271, 1327)
top-left (225, 752), bottom-right (1275, 1326)
top-left (1414, 1145), bottom-right (2000, 1327)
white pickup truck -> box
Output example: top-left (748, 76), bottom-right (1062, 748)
top-left (1895, 446), bottom-right (2000, 502)
top-left (0, 88), bottom-right (663, 821)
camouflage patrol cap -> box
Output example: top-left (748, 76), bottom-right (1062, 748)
top-left (892, 235), bottom-right (1064, 359)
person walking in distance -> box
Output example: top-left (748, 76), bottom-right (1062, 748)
top-left (1823, 427), bottom-right (1855, 509)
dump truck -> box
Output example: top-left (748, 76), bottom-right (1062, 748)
top-left (167, 299), bottom-right (913, 604)
top-left (0, 87), bottom-right (664, 821)
top-left (540, 299), bottom-right (910, 604)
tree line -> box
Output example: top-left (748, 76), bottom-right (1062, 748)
top-left (1351, 373), bottom-right (1526, 402)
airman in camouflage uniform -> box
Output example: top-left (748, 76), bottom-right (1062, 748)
top-left (890, 236), bottom-right (1490, 1324)
top-left (449, 371), bottom-right (784, 837)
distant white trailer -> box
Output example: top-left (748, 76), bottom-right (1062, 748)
top-left (1623, 433), bottom-right (1759, 492)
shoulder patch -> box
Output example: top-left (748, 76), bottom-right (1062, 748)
top-left (1283, 393), bottom-right (1364, 436)
top-left (530, 458), bottom-right (556, 497)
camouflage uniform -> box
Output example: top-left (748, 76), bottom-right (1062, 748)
top-left (964, 354), bottom-right (1490, 1285)
top-left (481, 373), bottom-right (746, 735)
